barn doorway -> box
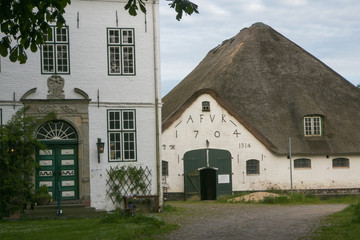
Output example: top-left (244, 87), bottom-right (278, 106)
top-left (184, 148), bottom-right (232, 200)
top-left (200, 168), bottom-right (217, 200)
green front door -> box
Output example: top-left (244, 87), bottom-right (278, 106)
top-left (36, 143), bottom-right (79, 200)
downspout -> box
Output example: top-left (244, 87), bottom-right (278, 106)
top-left (152, 0), bottom-right (162, 209)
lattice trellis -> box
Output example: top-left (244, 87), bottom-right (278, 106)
top-left (106, 165), bottom-right (152, 204)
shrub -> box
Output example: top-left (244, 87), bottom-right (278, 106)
top-left (0, 108), bottom-right (54, 216)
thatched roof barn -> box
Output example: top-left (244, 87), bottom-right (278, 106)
top-left (162, 22), bottom-right (360, 155)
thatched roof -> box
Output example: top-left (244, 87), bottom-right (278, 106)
top-left (162, 22), bottom-right (360, 155)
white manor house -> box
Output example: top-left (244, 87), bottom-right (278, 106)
top-left (0, 0), bottom-right (161, 210)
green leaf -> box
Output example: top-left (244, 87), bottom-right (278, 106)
top-left (139, 0), bottom-right (147, 14)
top-left (9, 45), bottom-right (19, 62)
top-left (30, 41), bottom-right (37, 53)
top-left (0, 42), bottom-right (8, 57)
top-left (18, 46), bottom-right (27, 64)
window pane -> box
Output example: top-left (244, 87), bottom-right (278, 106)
top-left (123, 132), bottom-right (135, 160)
top-left (109, 46), bottom-right (121, 73)
top-left (122, 46), bottom-right (134, 74)
top-left (162, 161), bottom-right (169, 176)
top-left (313, 117), bottom-right (321, 136)
top-left (122, 30), bottom-right (133, 44)
top-left (45, 28), bottom-right (54, 42)
top-left (246, 159), bottom-right (259, 174)
top-left (109, 29), bottom-right (120, 44)
top-left (57, 45), bottom-right (68, 73)
top-left (202, 101), bottom-right (210, 112)
top-left (294, 158), bottom-right (311, 168)
top-left (109, 111), bottom-right (121, 130)
top-left (42, 45), bottom-right (54, 73)
top-left (109, 133), bottom-right (122, 160)
top-left (123, 111), bottom-right (135, 130)
top-left (332, 158), bottom-right (349, 168)
top-left (304, 117), bottom-right (312, 136)
top-left (56, 28), bottom-right (68, 42)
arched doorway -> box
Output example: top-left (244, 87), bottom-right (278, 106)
top-left (35, 120), bottom-right (79, 200)
top-left (184, 149), bottom-right (232, 200)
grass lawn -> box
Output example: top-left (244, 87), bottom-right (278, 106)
top-left (311, 203), bottom-right (360, 240)
top-left (0, 212), bottom-right (177, 240)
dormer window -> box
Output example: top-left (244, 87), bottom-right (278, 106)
top-left (202, 101), bottom-right (210, 112)
top-left (304, 116), bottom-right (322, 136)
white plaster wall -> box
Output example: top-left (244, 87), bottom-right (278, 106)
top-left (162, 94), bottom-right (360, 194)
top-left (89, 105), bottom-right (158, 210)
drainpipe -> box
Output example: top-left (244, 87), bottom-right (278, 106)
top-left (152, 0), bottom-right (162, 210)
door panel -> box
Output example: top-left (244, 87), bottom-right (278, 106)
top-left (209, 149), bottom-right (232, 197)
top-left (184, 149), bottom-right (207, 200)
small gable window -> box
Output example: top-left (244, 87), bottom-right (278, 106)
top-left (304, 116), bottom-right (322, 136)
top-left (294, 158), bottom-right (311, 169)
top-left (246, 159), bottom-right (260, 175)
top-left (332, 158), bottom-right (349, 168)
top-left (202, 101), bottom-right (210, 112)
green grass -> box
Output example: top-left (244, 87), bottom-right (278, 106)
top-left (311, 202), bottom-right (360, 240)
top-left (0, 211), bottom-right (177, 240)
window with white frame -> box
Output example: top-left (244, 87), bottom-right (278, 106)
top-left (41, 26), bottom-right (70, 74)
top-left (108, 110), bottom-right (136, 161)
top-left (304, 116), bottom-right (322, 136)
top-left (246, 159), bottom-right (260, 175)
top-left (107, 28), bottom-right (135, 75)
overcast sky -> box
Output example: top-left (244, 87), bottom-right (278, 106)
top-left (159, 0), bottom-right (360, 96)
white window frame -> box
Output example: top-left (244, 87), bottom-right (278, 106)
top-left (304, 116), bottom-right (322, 136)
top-left (41, 26), bottom-right (70, 74)
top-left (107, 110), bottom-right (137, 162)
top-left (107, 28), bottom-right (135, 75)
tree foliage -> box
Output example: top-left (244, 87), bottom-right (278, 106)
top-left (0, 108), bottom-right (54, 216)
top-left (125, 0), bottom-right (199, 21)
top-left (0, 0), bottom-right (198, 64)
top-left (0, 0), bottom-right (71, 64)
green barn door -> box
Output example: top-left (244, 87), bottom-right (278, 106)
top-left (209, 149), bottom-right (232, 197)
top-left (184, 149), bottom-right (232, 200)
top-left (36, 144), bottom-right (78, 200)
top-left (184, 149), bottom-right (207, 201)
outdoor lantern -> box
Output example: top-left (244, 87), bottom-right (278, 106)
top-left (96, 138), bottom-right (105, 163)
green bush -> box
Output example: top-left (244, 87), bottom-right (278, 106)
top-left (0, 108), bottom-right (54, 216)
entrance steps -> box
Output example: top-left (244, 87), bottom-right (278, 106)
top-left (22, 200), bottom-right (107, 219)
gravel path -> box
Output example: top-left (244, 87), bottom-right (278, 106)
top-left (160, 202), bottom-right (348, 240)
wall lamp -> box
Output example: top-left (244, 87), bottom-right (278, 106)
top-left (96, 138), bottom-right (105, 163)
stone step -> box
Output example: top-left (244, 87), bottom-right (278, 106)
top-left (22, 201), bottom-right (107, 219)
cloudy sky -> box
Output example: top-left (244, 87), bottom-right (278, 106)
top-left (159, 0), bottom-right (360, 96)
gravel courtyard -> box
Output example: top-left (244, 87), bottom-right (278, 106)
top-left (160, 202), bottom-right (348, 240)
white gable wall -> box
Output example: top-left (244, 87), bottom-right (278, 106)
top-left (162, 94), bottom-right (360, 197)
